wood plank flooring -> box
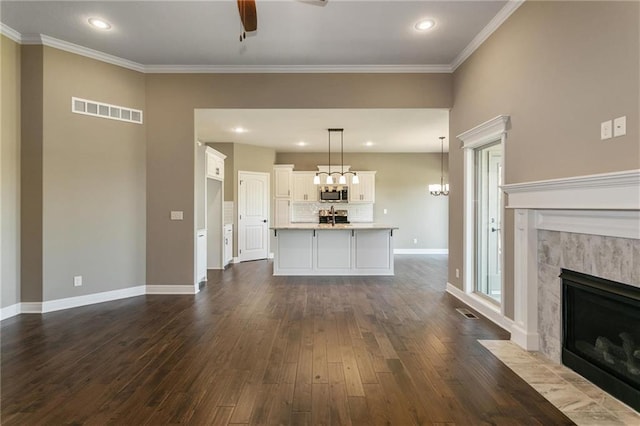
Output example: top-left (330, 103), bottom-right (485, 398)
top-left (1, 255), bottom-right (573, 425)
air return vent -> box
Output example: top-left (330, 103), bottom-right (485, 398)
top-left (71, 97), bottom-right (143, 124)
top-left (456, 308), bottom-right (479, 319)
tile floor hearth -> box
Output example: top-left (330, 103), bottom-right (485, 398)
top-left (480, 340), bottom-right (640, 425)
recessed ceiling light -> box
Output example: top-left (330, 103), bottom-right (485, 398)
top-left (364, 141), bottom-right (374, 147)
top-left (297, 141), bottom-right (307, 147)
top-left (232, 127), bottom-right (247, 133)
top-left (414, 19), bottom-right (435, 32)
top-left (88, 18), bottom-right (111, 30)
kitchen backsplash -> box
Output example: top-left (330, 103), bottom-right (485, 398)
top-left (291, 202), bottom-right (373, 223)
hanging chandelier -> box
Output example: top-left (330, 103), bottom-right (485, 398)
top-left (313, 128), bottom-right (359, 185)
top-left (429, 136), bottom-right (449, 196)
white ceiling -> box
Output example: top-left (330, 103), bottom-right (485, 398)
top-left (1, 0), bottom-right (507, 68)
top-left (195, 108), bottom-right (449, 152)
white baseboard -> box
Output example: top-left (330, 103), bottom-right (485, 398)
top-left (42, 286), bottom-right (146, 313)
top-left (0, 304), bottom-right (21, 320)
top-left (20, 302), bottom-right (43, 314)
top-left (233, 257), bottom-right (239, 264)
top-left (268, 252), bottom-right (274, 259)
top-left (394, 248), bottom-right (448, 255)
top-left (445, 282), bottom-right (514, 333)
top-left (146, 285), bottom-right (198, 295)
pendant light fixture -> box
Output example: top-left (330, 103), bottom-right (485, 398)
top-left (429, 136), bottom-right (449, 196)
top-left (313, 128), bottom-right (359, 185)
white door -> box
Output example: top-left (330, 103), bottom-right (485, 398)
top-left (238, 171), bottom-right (269, 262)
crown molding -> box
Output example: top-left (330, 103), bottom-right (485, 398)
top-left (0, 23), bottom-right (21, 43)
top-left (451, 0), bottom-right (525, 72)
top-left (144, 64), bottom-right (453, 74)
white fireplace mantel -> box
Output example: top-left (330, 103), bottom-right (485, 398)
top-left (502, 169), bottom-right (640, 351)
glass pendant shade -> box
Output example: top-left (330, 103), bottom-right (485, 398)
top-left (339, 175), bottom-right (347, 185)
top-left (313, 174), bottom-right (320, 185)
top-left (352, 174), bottom-right (359, 185)
top-left (429, 136), bottom-right (449, 196)
top-left (326, 175), bottom-right (334, 185)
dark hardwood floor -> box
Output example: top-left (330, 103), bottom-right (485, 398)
top-left (1, 255), bottom-right (572, 425)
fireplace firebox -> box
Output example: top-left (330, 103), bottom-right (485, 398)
top-left (561, 269), bottom-right (640, 411)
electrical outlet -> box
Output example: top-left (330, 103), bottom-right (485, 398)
top-left (613, 116), bottom-right (626, 137)
top-left (601, 120), bottom-right (612, 140)
top-left (456, 268), bottom-right (460, 279)
top-left (74, 275), bottom-right (82, 287)
top-left (383, 209), bottom-right (388, 215)
top-left (413, 238), bottom-right (418, 244)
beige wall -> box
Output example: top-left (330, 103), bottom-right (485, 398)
top-left (449, 1), bottom-right (640, 318)
top-left (276, 152), bottom-right (449, 250)
top-left (1, 36), bottom-right (21, 308)
top-left (146, 73), bottom-right (452, 286)
top-left (39, 47), bottom-right (146, 300)
top-left (20, 45), bottom-right (44, 303)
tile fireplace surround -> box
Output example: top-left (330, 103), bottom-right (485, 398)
top-left (502, 169), bottom-right (640, 358)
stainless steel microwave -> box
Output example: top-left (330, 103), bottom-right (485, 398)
top-left (319, 186), bottom-right (349, 203)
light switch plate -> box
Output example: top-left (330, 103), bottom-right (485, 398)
top-left (613, 116), bottom-right (626, 137)
top-left (601, 120), bottom-right (612, 140)
top-left (170, 210), bottom-right (184, 220)
top-left (74, 275), bottom-right (82, 287)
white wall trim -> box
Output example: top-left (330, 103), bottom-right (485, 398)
top-left (20, 302), bottom-right (43, 314)
top-left (41, 286), bottom-right (146, 313)
top-left (451, 0), bottom-right (525, 71)
top-left (146, 285), bottom-right (198, 295)
top-left (536, 209), bottom-right (640, 240)
top-left (394, 248), bottom-right (448, 255)
top-left (0, 304), bottom-right (21, 321)
top-left (457, 115), bottom-right (511, 149)
top-left (446, 283), bottom-right (514, 332)
top-left (503, 169), bottom-right (640, 210)
top-left (0, 23), bottom-right (22, 43)
top-left (145, 64), bottom-right (453, 74)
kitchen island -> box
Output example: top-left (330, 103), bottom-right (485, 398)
top-left (271, 223), bottom-right (398, 276)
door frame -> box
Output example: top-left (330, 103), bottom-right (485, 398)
top-left (458, 115), bottom-right (510, 318)
top-left (237, 170), bottom-right (270, 262)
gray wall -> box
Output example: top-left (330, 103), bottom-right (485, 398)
top-left (276, 152), bottom-right (449, 250)
top-left (448, 1), bottom-right (640, 319)
top-left (39, 47), bottom-right (146, 301)
top-left (1, 35), bottom-right (21, 308)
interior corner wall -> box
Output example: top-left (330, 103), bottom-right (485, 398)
top-left (1, 35), bottom-right (21, 308)
top-left (146, 73), bottom-right (452, 286)
top-left (275, 152), bottom-right (449, 251)
top-left (20, 44), bottom-right (44, 303)
top-left (448, 1), bottom-right (640, 319)
top-left (40, 46), bottom-right (146, 301)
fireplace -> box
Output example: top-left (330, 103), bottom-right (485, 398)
top-left (561, 269), bottom-right (640, 411)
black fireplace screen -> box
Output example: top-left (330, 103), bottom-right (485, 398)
top-left (561, 269), bottom-right (640, 411)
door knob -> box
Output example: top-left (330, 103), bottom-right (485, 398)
top-left (491, 227), bottom-right (500, 232)
top-left (263, 219), bottom-right (268, 223)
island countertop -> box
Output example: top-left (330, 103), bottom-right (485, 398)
top-left (270, 223), bottom-right (398, 230)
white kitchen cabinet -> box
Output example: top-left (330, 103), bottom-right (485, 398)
top-left (196, 229), bottom-right (207, 282)
top-left (349, 171), bottom-right (376, 203)
top-left (206, 147), bottom-right (225, 181)
top-left (274, 198), bottom-right (291, 227)
top-left (224, 224), bottom-right (233, 266)
top-left (274, 165), bottom-right (293, 198)
top-left (292, 172), bottom-right (318, 202)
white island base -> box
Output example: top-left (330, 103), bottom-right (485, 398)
top-left (272, 224), bottom-right (397, 276)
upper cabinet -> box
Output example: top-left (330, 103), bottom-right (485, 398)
top-left (350, 171), bottom-right (376, 203)
top-left (206, 147), bottom-right (226, 181)
top-left (274, 165), bottom-right (293, 198)
top-left (292, 172), bottom-right (318, 202)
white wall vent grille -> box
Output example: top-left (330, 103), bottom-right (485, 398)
top-left (71, 97), bottom-right (143, 124)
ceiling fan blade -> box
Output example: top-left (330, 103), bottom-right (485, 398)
top-left (237, 0), bottom-right (257, 32)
